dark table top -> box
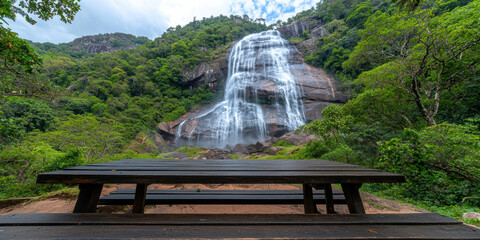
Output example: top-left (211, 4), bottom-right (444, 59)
top-left (36, 159), bottom-right (405, 185)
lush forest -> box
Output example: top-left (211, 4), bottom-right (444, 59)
top-left (1, 0), bottom-right (479, 224)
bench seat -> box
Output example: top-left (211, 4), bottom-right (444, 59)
top-left (1, 213), bottom-right (479, 239)
top-left (98, 189), bottom-right (347, 205)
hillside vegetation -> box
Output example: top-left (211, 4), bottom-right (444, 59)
top-left (1, 0), bottom-right (479, 224)
top-left (279, 0), bottom-right (479, 222)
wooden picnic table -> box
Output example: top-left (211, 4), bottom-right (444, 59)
top-left (36, 159), bottom-right (405, 214)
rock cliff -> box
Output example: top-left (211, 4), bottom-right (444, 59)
top-left (70, 33), bottom-right (149, 54)
top-left (181, 43), bottom-right (232, 90)
top-left (278, 18), bottom-right (328, 56)
top-left (156, 25), bottom-right (346, 149)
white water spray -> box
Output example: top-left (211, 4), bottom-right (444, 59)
top-left (175, 30), bottom-right (305, 148)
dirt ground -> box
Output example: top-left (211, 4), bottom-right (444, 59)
top-left (0, 184), bottom-right (428, 215)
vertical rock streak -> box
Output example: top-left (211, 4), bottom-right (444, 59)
top-left (176, 30), bottom-right (305, 148)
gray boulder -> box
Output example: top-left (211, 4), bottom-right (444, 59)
top-left (268, 146), bottom-right (284, 155)
top-left (275, 131), bottom-right (318, 146)
top-left (462, 212), bottom-right (480, 221)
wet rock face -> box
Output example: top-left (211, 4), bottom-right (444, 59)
top-left (277, 19), bottom-right (315, 39)
top-left (175, 31), bottom-right (306, 148)
top-left (290, 63), bottom-right (348, 121)
top-left (181, 42), bottom-right (233, 91)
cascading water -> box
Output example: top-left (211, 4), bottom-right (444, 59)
top-left (175, 30), bottom-right (305, 148)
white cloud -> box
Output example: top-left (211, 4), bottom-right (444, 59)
top-left (6, 0), bottom-right (319, 43)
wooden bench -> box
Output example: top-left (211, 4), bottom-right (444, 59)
top-left (99, 189), bottom-right (347, 207)
top-left (1, 213), bottom-right (479, 239)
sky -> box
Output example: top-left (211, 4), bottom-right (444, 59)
top-left (6, 0), bottom-right (319, 44)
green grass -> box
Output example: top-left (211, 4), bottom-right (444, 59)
top-left (272, 140), bottom-right (293, 147)
top-left (251, 145), bottom-right (306, 159)
top-left (36, 186), bottom-right (79, 201)
top-left (174, 146), bottom-right (207, 157)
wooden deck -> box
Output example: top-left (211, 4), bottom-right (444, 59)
top-left (1, 213), bottom-right (479, 239)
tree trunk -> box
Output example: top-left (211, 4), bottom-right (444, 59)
top-left (411, 79), bottom-right (437, 126)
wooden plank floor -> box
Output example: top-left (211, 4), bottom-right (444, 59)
top-left (1, 213), bottom-right (479, 239)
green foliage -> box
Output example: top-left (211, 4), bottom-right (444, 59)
top-left (376, 122), bottom-right (480, 205)
top-left (174, 146), bottom-right (206, 157)
top-left (0, 116), bottom-right (22, 146)
top-left (300, 30), bottom-right (310, 40)
top-left (345, 2), bottom-right (480, 126)
top-left (41, 148), bottom-right (84, 172)
top-left (91, 103), bottom-right (108, 116)
top-left (299, 0), bottom-right (388, 86)
top-left (344, 123), bottom-right (400, 167)
top-left (2, 97), bottom-right (56, 132)
top-left (272, 140), bottom-right (292, 147)
top-left (345, 1), bottom-right (374, 28)
top-left (2, 0), bottom-right (80, 25)
top-left (52, 115), bottom-right (124, 161)
top-left (393, 0), bottom-right (422, 11)
top-left (344, 88), bottom-right (423, 130)
top-left (254, 145), bottom-right (306, 160)
top-left (124, 132), bottom-right (158, 154)
top-left (0, 140), bottom-right (85, 199)
top-left (301, 104), bottom-right (353, 142)
top-left (324, 47), bottom-right (350, 73)
top-left (0, 0), bottom-right (80, 97)
top-left (321, 144), bottom-right (354, 163)
top-left (299, 140), bottom-right (330, 159)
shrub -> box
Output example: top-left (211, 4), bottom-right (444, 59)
top-left (299, 140), bottom-right (330, 159)
top-left (375, 122), bottom-right (480, 205)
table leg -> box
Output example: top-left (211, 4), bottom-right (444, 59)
top-left (341, 183), bottom-right (365, 214)
top-left (132, 183), bottom-right (148, 214)
top-left (302, 184), bottom-right (319, 214)
top-left (312, 184), bottom-right (336, 214)
top-left (323, 184), bottom-right (336, 214)
top-left (73, 184), bottom-right (103, 213)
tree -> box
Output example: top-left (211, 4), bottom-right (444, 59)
top-left (392, 0), bottom-right (421, 11)
top-left (31, 115), bottom-right (125, 162)
top-left (345, 1), bottom-right (373, 28)
top-left (345, 3), bottom-right (480, 126)
top-left (300, 104), bottom-right (353, 143)
top-left (2, 97), bottom-right (56, 132)
top-left (377, 121), bottom-right (480, 205)
top-left (1, 0), bottom-right (80, 97)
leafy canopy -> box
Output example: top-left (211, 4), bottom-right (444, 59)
top-left (0, 0), bottom-right (80, 97)
top-left (345, 1), bottom-right (480, 126)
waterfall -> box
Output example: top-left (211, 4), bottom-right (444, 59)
top-left (175, 30), bottom-right (305, 148)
